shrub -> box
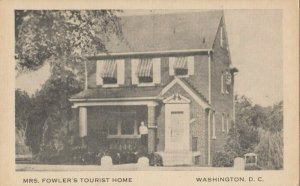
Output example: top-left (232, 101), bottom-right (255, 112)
top-left (212, 151), bottom-right (233, 167)
top-left (148, 152), bottom-right (163, 166)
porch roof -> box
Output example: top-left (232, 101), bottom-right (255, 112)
top-left (70, 85), bottom-right (165, 100)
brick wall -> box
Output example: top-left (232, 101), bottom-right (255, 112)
top-left (86, 54), bottom-right (209, 100)
top-left (209, 18), bottom-right (234, 161)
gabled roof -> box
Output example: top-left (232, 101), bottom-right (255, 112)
top-left (104, 11), bottom-right (223, 54)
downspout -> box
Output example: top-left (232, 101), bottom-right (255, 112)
top-left (207, 51), bottom-right (212, 166)
top-left (208, 51), bottom-right (211, 104)
top-left (207, 109), bottom-right (211, 166)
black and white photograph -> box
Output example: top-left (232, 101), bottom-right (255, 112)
top-left (13, 9), bottom-right (285, 172)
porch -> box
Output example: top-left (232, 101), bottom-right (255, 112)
top-left (72, 101), bottom-right (159, 154)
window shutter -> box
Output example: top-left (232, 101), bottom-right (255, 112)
top-left (153, 58), bottom-right (161, 84)
top-left (96, 60), bottom-right (103, 85)
top-left (131, 59), bottom-right (139, 85)
top-left (188, 56), bottom-right (194, 75)
top-left (117, 59), bottom-right (125, 85)
top-left (169, 57), bottom-right (175, 75)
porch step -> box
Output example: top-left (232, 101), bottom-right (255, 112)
top-left (158, 151), bottom-right (193, 166)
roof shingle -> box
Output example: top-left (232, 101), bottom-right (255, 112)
top-left (104, 11), bottom-right (223, 54)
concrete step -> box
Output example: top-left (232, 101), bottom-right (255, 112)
top-left (158, 151), bottom-right (193, 166)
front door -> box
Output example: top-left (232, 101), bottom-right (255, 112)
top-left (165, 103), bottom-right (190, 152)
top-left (170, 111), bottom-right (185, 150)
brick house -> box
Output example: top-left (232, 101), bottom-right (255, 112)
top-left (69, 10), bottom-right (238, 166)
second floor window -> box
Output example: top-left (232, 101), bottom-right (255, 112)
top-left (101, 59), bottom-right (117, 84)
top-left (96, 59), bottom-right (125, 86)
top-left (137, 58), bottom-right (153, 83)
top-left (131, 58), bottom-right (161, 85)
top-left (169, 56), bottom-right (194, 76)
top-left (174, 57), bottom-right (188, 76)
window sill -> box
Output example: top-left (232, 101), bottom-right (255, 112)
top-left (137, 83), bottom-right (155, 87)
top-left (102, 84), bottom-right (119, 88)
top-left (107, 135), bottom-right (140, 139)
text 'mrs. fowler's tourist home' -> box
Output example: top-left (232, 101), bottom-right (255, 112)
top-left (69, 10), bottom-right (238, 166)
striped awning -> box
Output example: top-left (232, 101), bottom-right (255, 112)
top-left (101, 60), bottom-right (117, 78)
top-left (174, 57), bottom-right (188, 69)
top-left (137, 58), bottom-right (153, 77)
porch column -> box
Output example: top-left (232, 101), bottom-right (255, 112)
top-left (79, 107), bottom-right (87, 143)
top-left (147, 104), bottom-right (157, 153)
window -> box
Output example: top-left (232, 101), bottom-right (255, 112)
top-left (222, 113), bottom-right (225, 132)
top-left (169, 56), bottom-right (194, 76)
top-left (96, 59), bottom-right (125, 86)
top-left (107, 112), bottom-right (138, 137)
top-left (101, 59), bottom-right (117, 85)
top-left (226, 115), bottom-right (229, 133)
top-left (131, 58), bottom-right (161, 85)
top-left (212, 112), bottom-right (216, 139)
top-left (221, 70), bottom-right (231, 94)
top-left (137, 58), bottom-right (153, 83)
top-left (220, 26), bottom-right (224, 48)
top-left (174, 57), bottom-right (188, 76)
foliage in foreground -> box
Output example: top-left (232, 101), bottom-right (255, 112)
top-left (214, 96), bottom-right (283, 170)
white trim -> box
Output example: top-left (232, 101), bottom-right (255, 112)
top-left (160, 78), bottom-right (210, 109)
top-left (131, 59), bottom-right (139, 85)
top-left (69, 97), bottom-right (157, 102)
top-left (187, 56), bottom-right (194, 75)
top-left (102, 84), bottom-right (119, 88)
top-left (107, 135), bottom-right (140, 139)
top-left (96, 60), bottom-right (104, 85)
top-left (163, 94), bottom-right (191, 104)
top-left (117, 59), bottom-right (125, 85)
top-left (79, 107), bottom-right (87, 137)
top-left (153, 58), bottom-right (161, 84)
top-left (87, 49), bottom-right (213, 58)
top-left (137, 83), bottom-right (156, 87)
top-left (72, 100), bottom-right (158, 108)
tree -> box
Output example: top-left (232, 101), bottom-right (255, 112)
top-left (15, 10), bottom-right (122, 74)
top-left (15, 11), bottom-right (123, 161)
top-left (15, 90), bottom-right (33, 156)
top-left (224, 96), bottom-right (283, 169)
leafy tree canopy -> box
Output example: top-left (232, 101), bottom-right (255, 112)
top-left (15, 10), bottom-right (122, 73)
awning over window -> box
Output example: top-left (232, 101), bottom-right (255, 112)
top-left (174, 57), bottom-right (188, 69)
top-left (137, 58), bottom-right (153, 77)
top-left (101, 60), bottom-right (117, 78)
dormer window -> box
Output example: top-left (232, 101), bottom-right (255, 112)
top-left (169, 56), bottom-right (194, 76)
top-left (137, 58), bottom-right (153, 83)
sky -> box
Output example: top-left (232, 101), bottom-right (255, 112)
top-left (16, 10), bottom-right (283, 107)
